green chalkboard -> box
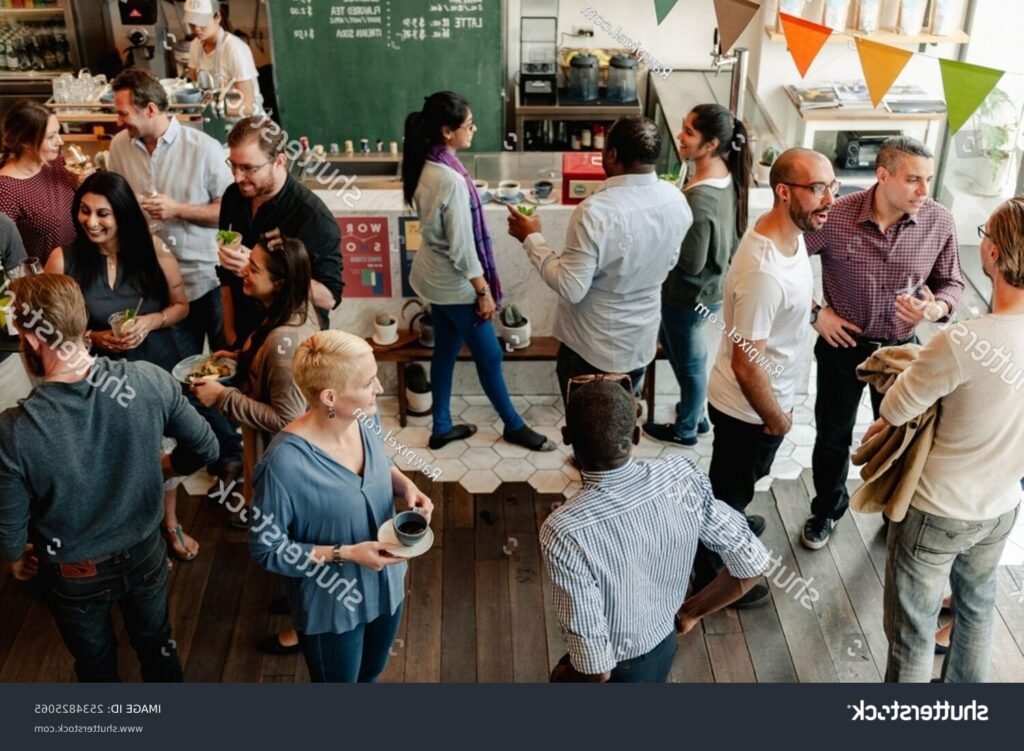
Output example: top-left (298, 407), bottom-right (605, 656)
top-left (268, 0), bottom-right (504, 152)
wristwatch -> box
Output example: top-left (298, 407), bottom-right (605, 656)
top-left (476, 284), bottom-right (490, 298)
top-left (331, 545), bottom-right (347, 564)
top-left (810, 302), bottom-right (822, 325)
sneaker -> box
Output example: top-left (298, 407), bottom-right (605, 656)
top-left (746, 515), bottom-right (766, 537)
top-left (800, 514), bottom-right (836, 550)
top-left (697, 417), bottom-right (711, 435)
top-left (642, 422), bottom-right (698, 447)
top-left (731, 584), bottom-right (770, 609)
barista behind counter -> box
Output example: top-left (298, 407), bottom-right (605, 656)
top-left (217, 117), bottom-right (342, 346)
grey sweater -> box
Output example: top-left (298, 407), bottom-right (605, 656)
top-left (0, 357), bottom-right (219, 562)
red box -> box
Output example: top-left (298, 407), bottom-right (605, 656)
top-left (562, 153), bottom-right (606, 205)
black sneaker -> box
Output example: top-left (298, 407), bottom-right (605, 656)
top-left (731, 584), bottom-right (770, 609)
top-left (642, 422), bottom-right (698, 447)
top-left (800, 514), bottom-right (836, 550)
top-left (746, 515), bottom-right (766, 537)
top-left (697, 417), bottom-right (711, 435)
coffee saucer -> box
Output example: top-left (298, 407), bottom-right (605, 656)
top-left (493, 191), bottom-right (526, 205)
top-left (378, 519), bottom-right (435, 558)
top-left (372, 332), bottom-right (399, 346)
top-left (525, 191), bottom-right (557, 205)
top-left (477, 190), bottom-right (494, 204)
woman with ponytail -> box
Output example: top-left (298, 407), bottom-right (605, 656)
top-left (643, 103), bottom-right (752, 446)
top-left (401, 91), bottom-right (553, 452)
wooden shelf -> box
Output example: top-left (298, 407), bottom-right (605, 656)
top-left (0, 7), bottom-right (65, 19)
top-left (764, 25), bottom-right (969, 45)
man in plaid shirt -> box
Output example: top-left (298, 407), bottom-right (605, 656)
top-left (801, 136), bottom-right (964, 549)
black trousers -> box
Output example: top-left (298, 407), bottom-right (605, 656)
top-left (809, 336), bottom-right (915, 521)
top-left (555, 343), bottom-right (646, 408)
top-left (692, 403), bottom-right (784, 589)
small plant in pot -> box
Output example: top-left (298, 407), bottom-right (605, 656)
top-left (499, 304), bottom-right (531, 350)
top-left (755, 145), bottom-right (778, 186)
top-left (405, 363), bottom-right (432, 416)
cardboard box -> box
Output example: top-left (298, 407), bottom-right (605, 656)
top-left (562, 153), bottom-right (606, 204)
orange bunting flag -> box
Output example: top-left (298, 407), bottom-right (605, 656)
top-left (779, 13), bottom-right (833, 78)
top-left (939, 59), bottom-right (1006, 135)
top-left (713, 0), bottom-right (761, 55)
top-left (855, 38), bottom-right (913, 108)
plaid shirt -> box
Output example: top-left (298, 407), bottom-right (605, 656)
top-left (805, 185), bottom-right (964, 342)
top-left (539, 456), bottom-right (770, 675)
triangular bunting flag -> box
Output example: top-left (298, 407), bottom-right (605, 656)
top-left (939, 59), bottom-right (1005, 134)
top-left (779, 13), bottom-right (833, 78)
top-left (714, 0), bottom-right (761, 54)
top-left (654, 0), bottom-right (681, 25)
top-left (855, 38), bottom-right (913, 108)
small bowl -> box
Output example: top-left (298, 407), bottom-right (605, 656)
top-left (174, 88), bottom-right (203, 105)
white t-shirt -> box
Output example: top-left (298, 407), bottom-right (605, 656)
top-left (707, 227), bottom-right (814, 424)
top-left (188, 28), bottom-right (263, 114)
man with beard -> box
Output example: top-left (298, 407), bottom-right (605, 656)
top-left (801, 136), bottom-right (963, 550)
top-left (217, 116), bottom-right (342, 346)
top-left (693, 148), bottom-right (834, 608)
top-left (0, 274), bottom-right (218, 681)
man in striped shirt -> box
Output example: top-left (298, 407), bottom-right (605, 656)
top-left (540, 380), bottom-right (770, 682)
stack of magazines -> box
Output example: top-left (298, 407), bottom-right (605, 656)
top-left (786, 80), bottom-right (945, 113)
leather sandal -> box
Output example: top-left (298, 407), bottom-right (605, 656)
top-left (164, 524), bottom-right (198, 561)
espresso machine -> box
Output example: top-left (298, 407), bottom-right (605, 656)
top-left (112, 0), bottom-right (177, 78)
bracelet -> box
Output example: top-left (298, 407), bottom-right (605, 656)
top-left (331, 545), bottom-right (347, 564)
top-left (476, 285), bottom-right (490, 298)
top-left (159, 311), bottom-right (168, 329)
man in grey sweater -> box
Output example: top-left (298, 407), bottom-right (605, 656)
top-left (0, 274), bottom-right (218, 682)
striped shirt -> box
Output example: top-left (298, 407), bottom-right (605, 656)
top-left (804, 185), bottom-right (963, 342)
top-left (540, 455), bottom-right (770, 674)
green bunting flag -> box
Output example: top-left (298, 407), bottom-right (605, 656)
top-left (654, 0), bottom-right (681, 25)
top-left (939, 59), bottom-right (1005, 134)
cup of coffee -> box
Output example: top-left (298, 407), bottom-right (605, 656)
top-left (532, 180), bottom-right (553, 199)
top-left (497, 180), bottom-right (520, 200)
top-left (393, 510), bottom-right (429, 546)
top-left (373, 313), bottom-right (398, 345)
top-left (473, 179), bottom-right (489, 197)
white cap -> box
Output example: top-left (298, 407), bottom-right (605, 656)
top-left (183, 0), bottom-right (215, 27)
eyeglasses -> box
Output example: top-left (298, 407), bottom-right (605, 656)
top-left (783, 180), bottom-right (842, 199)
top-left (977, 224), bottom-right (991, 240)
top-left (225, 158), bottom-right (271, 176)
top-left (566, 373), bottom-right (633, 401)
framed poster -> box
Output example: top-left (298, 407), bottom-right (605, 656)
top-left (337, 217), bottom-right (392, 298)
top-left (398, 216), bottom-right (422, 298)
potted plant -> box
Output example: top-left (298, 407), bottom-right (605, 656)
top-left (755, 145), bottom-right (778, 186)
top-left (499, 304), bottom-right (531, 350)
top-left (970, 88), bottom-right (1022, 197)
top-left (406, 363), bottom-right (432, 415)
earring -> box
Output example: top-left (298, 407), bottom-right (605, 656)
top-left (328, 407), bottom-right (336, 419)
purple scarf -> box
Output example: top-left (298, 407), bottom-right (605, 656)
top-left (426, 144), bottom-right (503, 306)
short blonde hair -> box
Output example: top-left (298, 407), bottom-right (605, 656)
top-left (989, 197), bottom-right (1024, 289)
top-left (10, 274), bottom-right (88, 343)
top-left (293, 329), bottom-right (374, 406)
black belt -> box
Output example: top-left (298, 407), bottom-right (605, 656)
top-left (42, 528), bottom-right (161, 576)
top-left (854, 335), bottom-right (914, 351)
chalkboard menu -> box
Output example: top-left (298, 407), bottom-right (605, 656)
top-left (268, 0), bottom-right (503, 151)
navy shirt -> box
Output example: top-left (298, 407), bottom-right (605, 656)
top-left (217, 175), bottom-right (342, 344)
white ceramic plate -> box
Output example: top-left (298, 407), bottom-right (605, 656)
top-left (493, 191), bottom-right (526, 205)
top-left (525, 190), bottom-right (557, 205)
top-left (377, 519), bottom-right (434, 558)
top-left (172, 354), bottom-right (237, 385)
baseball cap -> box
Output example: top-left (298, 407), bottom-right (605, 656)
top-left (183, 0), bottom-right (215, 26)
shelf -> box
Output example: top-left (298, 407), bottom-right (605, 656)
top-left (764, 25), bottom-right (969, 45)
top-left (0, 7), bottom-right (65, 20)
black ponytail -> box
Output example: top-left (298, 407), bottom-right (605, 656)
top-left (400, 91), bottom-right (470, 207)
top-left (689, 103), bottom-right (752, 236)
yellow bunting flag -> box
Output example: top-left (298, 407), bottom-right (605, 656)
top-left (713, 0), bottom-right (761, 55)
top-left (939, 59), bottom-right (1006, 134)
top-left (779, 13), bottom-right (833, 78)
top-left (855, 38), bottom-right (914, 108)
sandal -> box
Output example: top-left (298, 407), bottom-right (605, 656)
top-left (164, 524), bottom-right (198, 561)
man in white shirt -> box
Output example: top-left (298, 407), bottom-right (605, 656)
top-left (696, 148), bottom-right (836, 608)
top-left (865, 197), bottom-right (1024, 682)
top-left (507, 116), bottom-right (691, 402)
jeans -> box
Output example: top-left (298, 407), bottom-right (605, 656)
top-left (553, 629), bottom-right (678, 683)
top-left (42, 529), bottom-right (183, 682)
top-left (555, 344), bottom-right (646, 407)
top-left (884, 504), bottom-right (1019, 683)
top-left (186, 389), bottom-right (242, 470)
top-left (811, 336), bottom-right (916, 521)
top-left (661, 301), bottom-right (720, 439)
top-left (693, 403), bottom-right (784, 588)
top-left (299, 605), bottom-right (404, 682)
top-left (170, 287), bottom-right (226, 358)
top-left (430, 303), bottom-right (524, 435)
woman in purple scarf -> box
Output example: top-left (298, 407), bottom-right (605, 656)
top-left (402, 91), bottom-right (553, 452)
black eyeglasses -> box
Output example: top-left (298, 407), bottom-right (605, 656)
top-left (977, 224), bottom-right (991, 240)
top-left (783, 180), bottom-right (841, 199)
top-left (225, 158), bottom-right (271, 176)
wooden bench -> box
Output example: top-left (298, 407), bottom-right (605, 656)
top-left (370, 335), bottom-right (666, 427)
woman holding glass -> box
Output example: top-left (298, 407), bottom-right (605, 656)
top-left (251, 329), bottom-right (433, 682)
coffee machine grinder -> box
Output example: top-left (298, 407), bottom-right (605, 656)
top-left (520, 3), bottom-right (558, 105)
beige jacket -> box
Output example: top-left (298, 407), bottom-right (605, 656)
top-left (849, 344), bottom-right (938, 522)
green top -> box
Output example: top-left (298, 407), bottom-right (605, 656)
top-left (661, 181), bottom-right (739, 308)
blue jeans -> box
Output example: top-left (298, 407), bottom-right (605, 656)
top-left (42, 529), bottom-right (183, 682)
top-left (299, 605), bottom-right (404, 683)
top-left (661, 301), bottom-right (720, 439)
top-left (170, 287), bottom-right (226, 358)
top-left (884, 504), bottom-right (1019, 683)
top-left (555, 630), bottom-right (677, 682)
top-left (430, 303), bottom-right (524, 435)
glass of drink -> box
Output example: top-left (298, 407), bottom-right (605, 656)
top-left (108, 308), bottom-right (136, 338)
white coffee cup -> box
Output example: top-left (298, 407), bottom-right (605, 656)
top-left (473, 179), bottom-right (488, 195)
top-left (497, 180), bottom-right (520, 200)
top-left (373, 313), bottom-right (398, 345)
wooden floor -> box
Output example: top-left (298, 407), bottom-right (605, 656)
top-left (2, 470), bottom-right (1023, 683)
